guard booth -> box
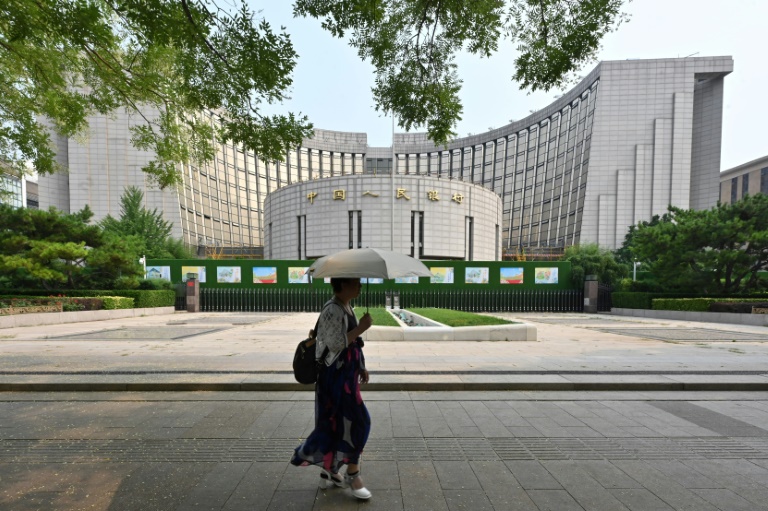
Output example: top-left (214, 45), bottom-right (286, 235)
top-left (186, 273), bottom-right (200, 312)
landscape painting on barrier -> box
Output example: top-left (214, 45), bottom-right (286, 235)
top-left (395, 276), bottom-right (419, 284)
top-left (465, 267), bottom-right (489, 284)
top-left (252, 267), bottom-right (277, 284)
top-left (535, 267), bottom-right (559, 284)
top-left (288, 267), bottom-right (310, 284)
top-left (181, 266), bottom-right (206, 283)
top-left (430, 267), bottom-right (454, 284)
top-left (361, 278), bottom-right (383, 284)
top-left (500, 267), bottom-right (524, 284)
top-left (217, 267), bottom-right (241, 284)
top-left (145, 266), bottom-right (170, 281)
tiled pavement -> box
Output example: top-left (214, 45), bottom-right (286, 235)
top-left (3, 311), bottom-right (768, 509)
top-left (3, 391), bottom-right (768, 510)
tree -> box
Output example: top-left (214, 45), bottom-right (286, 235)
top-left (294, 0), bottom-right (629, 145)
top-left (1, 0), bottom-right (313, 187)
top-left (3, 1), bottom-right (628, 187)
top-left (629, 195), bottom-right (768, 295)
top-left (0, 203), bottom-right (142, 289)
top-left (563, 243), bottom-right (626, 287)
top-left (100, 186), bottom-right (192, 258)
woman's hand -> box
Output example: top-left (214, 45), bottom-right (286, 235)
top-left (359, 369), bottom-right (369, 384)
top-left (358, 312), bottom-right (372, 332)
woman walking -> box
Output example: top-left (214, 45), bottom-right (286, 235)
top-left (291, 277), bottom-right (373, 500)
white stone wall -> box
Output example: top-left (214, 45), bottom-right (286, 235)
top-left (264, 175), bottom-right (502, 260)
top-left (582, 57), bottom-right (732, 247)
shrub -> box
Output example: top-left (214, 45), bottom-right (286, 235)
top-left (652, 298), bottom-right (713, 312)
top-left (710, 301), bottom-right (768, 313)
top-left (138, 279), bottom-right (176, 291)
top-left (99, 296), bottom-right (135, 310)
top-left (111, 290), bottom-right (175, 308)
top-left (612, 292), bottom-right (654, 309)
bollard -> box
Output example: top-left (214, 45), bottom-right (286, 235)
top-left (186, 273), bottom-right (200, 312)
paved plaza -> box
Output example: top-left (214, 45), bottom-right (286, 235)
top-left (2, 311), bottom-right (768, 509)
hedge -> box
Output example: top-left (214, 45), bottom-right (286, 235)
top-left (612, 292), bottom-right (700, 309)
top-left (100, 296), bottom-right (135, 310)
top-left (0, 290), bottom-right (176, 308)
top-left (651, 297), bottom-right (768, 312)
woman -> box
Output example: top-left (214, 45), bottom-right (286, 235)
top-left (290, 277), bottom-right (373, 500)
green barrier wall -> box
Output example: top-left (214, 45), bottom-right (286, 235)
top-left (148, 259), bottom-right (575, 291)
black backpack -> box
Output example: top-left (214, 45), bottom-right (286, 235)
top-left (292, 306), bottom-right (330, 384)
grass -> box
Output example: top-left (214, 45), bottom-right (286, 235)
top-left (354, 307), bottom-right (517, 328)
top-left (408, 308), bottom-right (515, 327)
top-left (354, 306), bottom-right (400, 327)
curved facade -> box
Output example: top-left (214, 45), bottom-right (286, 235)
top-left (265, 175), bottom-right (502, 260)
top-left (39, 56), bottom-right (733, 255)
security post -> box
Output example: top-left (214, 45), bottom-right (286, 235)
top-left (186, 273), bottom-right (200, 313)
top-left (583, 274), bottom-right (598, 313)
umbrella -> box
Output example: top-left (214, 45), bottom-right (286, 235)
top-left (308, 248), bottom-right (432, 310)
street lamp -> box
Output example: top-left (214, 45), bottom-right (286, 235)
top-left (139, 255), bottom-right (146, 277)
top-left (633, 260), bottom-right (641, 281)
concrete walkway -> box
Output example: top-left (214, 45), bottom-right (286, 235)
top-left (1, 310), bottom-right (768, 390)
top-left (3, 311), bottom-right (768, 509)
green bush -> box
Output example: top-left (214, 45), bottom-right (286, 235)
top-left (710, 301), bottom-right (768, 313)
top-left (5, 289), bottom-right (175, 308)
top-left (652, 298), bottom-right (713, 311)
top-left (612, 292), bottom-right (654, 309)
top-left (100, 296), bottom-right (135, 310)
top-left (111, 290), bottom-right (175, 308)
top-left (138, 279), bottom-right (176, 291)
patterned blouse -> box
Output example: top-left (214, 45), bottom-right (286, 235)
top-left (316, 298), bottom-right (365, 369)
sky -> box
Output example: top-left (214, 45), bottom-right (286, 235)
top-left (254, 1), bottom-right (767, 170)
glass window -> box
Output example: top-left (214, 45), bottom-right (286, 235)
top-left (761, 167), bottom-right (768, 195)
top-left (731, 177), bottom-right (738, 204)
top-left (742, 173), bottom-right (749, 198)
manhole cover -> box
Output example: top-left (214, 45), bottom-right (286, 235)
top-left (592, 327), bottom-right (768, 342)
top-left (51, 327), bottom-right (230, 341)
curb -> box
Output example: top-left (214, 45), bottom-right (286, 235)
top-left (3, 382), bottom-right (768, 392)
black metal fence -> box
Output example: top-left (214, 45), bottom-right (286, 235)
top-left (597, 284), bottom-right (613, 312)
top-left (176, 288), bottom-right (585, 313)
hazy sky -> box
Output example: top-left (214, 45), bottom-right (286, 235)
top-left (255, 1), bottom-right (766, 170)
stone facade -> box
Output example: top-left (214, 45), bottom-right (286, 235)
top-left (37, 56), bottom-right (733, 255)
top-left (264, 175), bottom-right (502, 260)
top-left (719, 155), bottom-right (768, 205)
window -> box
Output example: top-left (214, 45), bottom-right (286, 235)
top-left (761, 167), bottom-right (768, 195)
top-left (742, 173), bottom-right (750, 198)
top-left (731, 177), bottom-right (738, 204)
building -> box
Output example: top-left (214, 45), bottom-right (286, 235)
top-left (719, 155), bottom-right (768, 205)
top-left (38, 56), bottom-right (733, 258)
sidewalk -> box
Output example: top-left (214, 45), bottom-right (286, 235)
top-left (1, 310), bottom-right (768, 391)
top-left (3, 312), bottom-right (768, 510)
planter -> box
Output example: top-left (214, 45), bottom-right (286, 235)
top-left (0, 304), bottom-right (63, 315)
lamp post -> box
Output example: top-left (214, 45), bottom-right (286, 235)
top-left (633, 260), bottom-right (641, 281)
top-left (139, 255), bottom-right (146, 277)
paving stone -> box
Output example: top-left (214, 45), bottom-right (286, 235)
top-left (526, 489), bottom-right (585, 510)
top-left (398, 461), bottom-right (449, 511)
top-left (692, 488), bottom-right (766, 511)
top-left (433, 461), bottom-right (482, 490)
top-left (543, 460), bottom-right (631, 510)
top-left (265, 490), bottom-right (317, 511)
top-left (608, 488), bottom-right (675, 511)
top-left (222, 462), bottom-right (285, 511)
top-left (503, 460), bottom-right (562, 490)
top-left (443, 489), bottom-right (495, 511)
top-left (469, 461), bottom-right (539, 511)
top-left (611, 460), bottom-right (721, 511)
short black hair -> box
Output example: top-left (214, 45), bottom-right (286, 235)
top-left (330, 277), bottom-right (357, 293)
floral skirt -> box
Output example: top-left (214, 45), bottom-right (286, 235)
top-left (290, 345), bottom-right (370, 472)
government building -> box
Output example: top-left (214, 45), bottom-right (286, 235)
top-left (38, 56), bottom-right (734, 259)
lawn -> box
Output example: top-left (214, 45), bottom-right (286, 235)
top-left (354, 307), bottom-right (514, 327)
top-left (354, 306), bottom-right (400, 327)
top-left (408, 308), bottom-right (515, 327)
